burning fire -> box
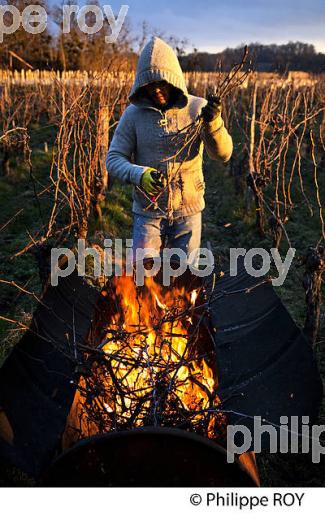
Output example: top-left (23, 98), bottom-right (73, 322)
top-left (64, 274), bottom-right (225, 447)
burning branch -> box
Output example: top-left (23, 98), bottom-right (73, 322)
top-left (63, 274), bottom-right (227, 448)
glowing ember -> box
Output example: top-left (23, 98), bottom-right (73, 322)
top-left (190, 289), bottom-right (198, 306)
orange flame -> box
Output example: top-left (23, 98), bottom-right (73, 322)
top-left (100, 275), bottom-right (220, 435)
top-left (63, 274), bottom-right (224, 448)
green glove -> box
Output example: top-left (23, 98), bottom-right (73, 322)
top-left (201, 95), bottom-right (222, 123)
top-left (140, 168), bottom-right (165, 197)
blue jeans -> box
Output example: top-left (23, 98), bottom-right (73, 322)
top-left (132, 213), bottom-right (202, 265)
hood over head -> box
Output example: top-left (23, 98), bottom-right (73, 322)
top-left (129, 36), bottom-right (188, 109)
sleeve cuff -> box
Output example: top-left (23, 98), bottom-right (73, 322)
top-left (203, 116), bottom-right (224, 135)
top-left (130, 165), bottom-right (147, 186)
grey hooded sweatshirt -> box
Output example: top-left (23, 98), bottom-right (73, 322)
top-left (106, 36), bottom-right (233, 221)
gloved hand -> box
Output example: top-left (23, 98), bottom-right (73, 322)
top-left (140, 168), bottom-right (165, 197)
top-left (201, 95), bottom-right (222, 123)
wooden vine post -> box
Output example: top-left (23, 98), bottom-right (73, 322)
top-left (246, 82), bottom-right (266, 236)
top-left (95, 105), bottom-right (110, 221)
top-left (302, 245), bottom-right (325, 348)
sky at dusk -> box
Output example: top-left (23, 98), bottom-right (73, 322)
top-left (48, 0), bottom-right (325, 53)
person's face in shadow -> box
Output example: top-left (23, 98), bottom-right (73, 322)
top-left (145, 81), bottom-right (173, 108)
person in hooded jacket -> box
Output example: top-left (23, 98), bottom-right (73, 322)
top-left (106, 36), bottom-right (233, 265)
